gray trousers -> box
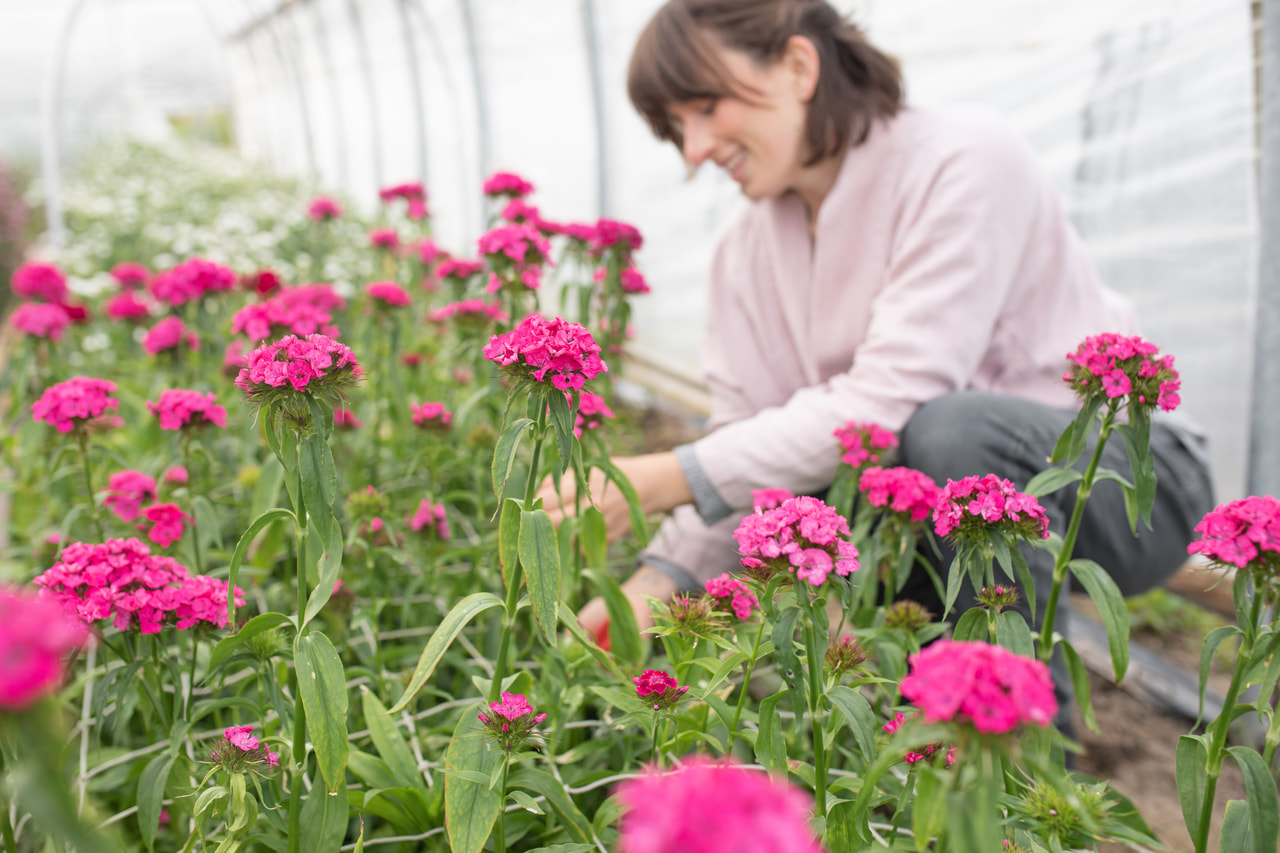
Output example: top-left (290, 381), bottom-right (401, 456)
top-left (896, 391), bottom-right (1215, 724)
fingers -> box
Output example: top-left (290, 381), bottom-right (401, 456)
top-left (576, 596), bottom-right (611, 650)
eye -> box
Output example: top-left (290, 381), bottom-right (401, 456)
top-left (698, 98), bottom-right (719, 117)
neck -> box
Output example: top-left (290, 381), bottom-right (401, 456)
top-left (793, 148), bottom-right (848, 235)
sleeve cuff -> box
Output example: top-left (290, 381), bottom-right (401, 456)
top-left (639, 554), bottom-right (702, 593)
top-left (675, 442), bottom-right (734, 526)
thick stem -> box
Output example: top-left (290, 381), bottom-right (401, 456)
top-left (75, 427), bottom-right (105, 541)
top-left (1193, 593), bottom-right (1263, 853)
top-left (288, 699), bottom-right (306, 853)
top-left (494, 759), bottom-right (509, 853)
top-left (1038, 407), bottom-right (1116, 662)
top-left (803, 603), bottom-right (828, 817)
top-left (729, 619), bottom-right (768, 740)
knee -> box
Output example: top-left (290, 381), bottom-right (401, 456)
top-left (899, 392), bottom-right (1035, 484)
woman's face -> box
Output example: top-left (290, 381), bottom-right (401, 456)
top-left (666, 41), bottom-right (815, 201)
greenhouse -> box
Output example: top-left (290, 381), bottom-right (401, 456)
top-left (0, 0), bottom-right (1278, 851)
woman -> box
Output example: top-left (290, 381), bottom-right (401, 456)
top-left (540, 0), bottom-right (1213, 660)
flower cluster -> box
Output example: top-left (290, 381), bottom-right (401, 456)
top-left (859, 466), bottom-right (941, 523)
top-left (482, 171), bottom-right (534, 198)
top-left (334, 408), bottom-right (362, 430)
top-left (834, 420), bottom-right (897, 468)
top-left (899, 639), bottom-right (1057, 734)
top-left (500, 197), bottom-right (541, 225)
top-left (211, 725), bottom-right (280, 773)
top-left (408, 498), bottom-right (450, 540)
top-left (104, 290), bottom-right (150, 321)
top-left (594, 265), bottom-right (651, 295)
top-left (410, 401), bottom-right (452, 430)
top-left (976, 585), bottom-right (1021, 613)
top-left (477, 223), bottom-right (552, 293)
top-left (0, 584), bottom-right (90, 711)
top-left (883, 600), bottom-right (933, 632)
top-left (111, 262), bottom-right (151, 287)
top-left (658, 594), bottom-right (727, 637)
top-left (281, 283), bottom-right (346, 313)
top-left (143, 316), bottom-right (199, 355)
top-left (825, 634), bottom-right (870, 676)
top-left (733, 495), bottom-right (860, 585)
top-left (429, 298), bottom-right (507, 327)
top-left (932, 474), bottom-right (1050, 541)
top-left (751, 487), bottom-right (795, 511)
top-left (704, 573), bottom-right (759, 620)
top-left (11, 261), bottom-right (68, 302)
top-left (31, 376), bottom-right (119, 433)
top-left (477, 692), bottom-right (547, 753)
top-left (242, 268), bottom-right (282, 296)
top-left (616, 757), bottom-right (822, 853)
top-left (1187, 495), bottom-right (1280, 573)
top-left (881, 712), bottom-right (957, 765)
top-left (436, 258), bottom-right (484, 283)
top-left (235, 334), bottom-right (359, 396)
top-left (230, 293), bottom-right (339, 341)
top-left (366, 280), bottom-right (412, 308)
top-left (34, 538), bottom-right (244, 633)
top-left (379, 181), bottom-right (426, 204)
top-left (1064, 332), bottom-right (1181, 412)
top-left (369, 228), bottom-right (399, 251)
top-left (148, 258), bottom-right (236, 306)
top-left (633, 670), bottom-right (689, 711)
top-left (591, 218), bottom-right (643, 257)
top-left (10, 301), bottom-right (70, 340)
top-left (307, 196), bottom-right (342, 221)
top-left (574, 390), bottom-right (615, 437)
top-left (140, 503), bottom-right (190, 548)
top-left (104, 470), bottom-right (157, 522)
top-left (147, 389), bottom-right (228, 430)
top-left (483, 314), bottom-right (607, 392)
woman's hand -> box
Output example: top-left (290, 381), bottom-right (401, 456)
top-left (536, 451), bottom-right (693, 543)
top-left (576, 564), bottom-right (678, 646)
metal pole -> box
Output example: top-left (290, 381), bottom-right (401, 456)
top-left (309, 0), bottom-right (350, 186)
top-left (1250, 0), bottom-right (1280, 496)
top-left (458, 0), bottom-right (491, 216)
top-left (395, 0), bottom-right (429, 186)
top-left (580, 0), bottom-right (611, 217)
top-left (347, 0), bottom-right (385, 187)
top-left (273, 7), bottom-right (318, 173)
top-left (40, 0), bottom-right (91, 252)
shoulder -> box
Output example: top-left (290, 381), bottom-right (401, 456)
top-left (886, 105), bottom-right (1034, 165)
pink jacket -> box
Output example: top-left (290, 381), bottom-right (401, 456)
top-left (644, 105), bottom-right (1140, 586)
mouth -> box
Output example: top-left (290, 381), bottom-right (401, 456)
top-left (719, 152), bottom-right (746, 183)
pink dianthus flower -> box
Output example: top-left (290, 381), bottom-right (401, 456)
top-left (31, 376), bottom-right (118, 434)
top-left (140, 503), bottom-right (189, 548)
top-left (410, 401), bottom-right (452, 430)
top-left (899, 639), bottom-right (1057, 734)
top-left (932, 474), bottom-right (1049, 542)
top-left (104, 290), bottom-right (150, 322)
top-left (143, 316), bottom-right (199, 356)
top-left (590, 218), bottom-right (643, 256)
top-left (110, 262), bottom-right (150, 288)
top-left (751, 488), bottom-right (795, 511)
top-left (148, 258), bottom-right (236, 306)
top-left (307, 196), bottom-right (342, 222)
top-left (231, 294), bottom-right (339, 341)
top-left (435, 258), bottom-right (483, 282)
top-left (477, 691), bottom-right (547, 753)
top-left (235, 333), bottom-right (360, 396)
top-left (429, 298), bottom-right (507, 327)
top-left (1188, 495), bottom-right (1280, 574)
top-left (10, 301), bottom-right (70, 340)
top-left (633, 669), bottom-right (689, 711)
top-left (500, 197), bottom-right (541, 225)
top-left (164, 466), bottom-right (189, 485)
top-left (859, 466), bottom-right (942, 523)
top-left (0, 584), bottom-right (89, 710)
top-left (733, 495), bottom-right (860, 585)
top-left (704, 573), bottom-right (759, 620)
top-left (1064, 332), bottom-right (1181, 412)
top-left (147, 389), bottom-right (228, 430)
top-left (379, 182), bottom-right (426, 203)
top-left (103, 470), bottom-right (158, 522)
top-left (834, 421), bottom-right (898, 468)
top-left (369, 228), bottom-right (400, 251)
top-left (574, 390), bottom-right (615, 437)
top-left (616, 757), bottom-right (822, 853)
top-left (212, 725), bottom-right (280, 772)
top-left (334, 407), bottom-right (362, 430)
top-left (11, 262), bottom-right (68, 303)
top-left (408, 498), bottom-right (450, 540)
top-left (482, 171), bottom-right (535, 199)
top-left (482, 313), bottom-right (607, 392)
top-left (366, 280), bottom-right (412, 307)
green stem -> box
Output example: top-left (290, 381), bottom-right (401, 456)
top-left (1193, 592), bottom-right (1263, 853)
top-left (296, 463), bottom-right (308, 633)
top-left (494, 760), bottom-right (509, 853)
top-left (1038, 406), bottom-right (1116, 662)
top-left (182, 436), bottom-right (203, 576)
top-left (803, 601), bottom-right (828, 817)
top-left (185, 630), bottom-right (199, 717)
top-left (1, 752), bottom-right (16, 853)
top-left (288, 695), bottom-right (306, 853)
top-left (75, 426), bottom-right (105, 540)
top-left (651, 711), bottom-right (661, 768)
top-left (729, 619), bottom-right (767, 740)
top-left (887, 766), bottom-right (917, 846)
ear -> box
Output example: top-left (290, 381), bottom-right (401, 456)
top-left (783, 34), bottom-right (820, 102)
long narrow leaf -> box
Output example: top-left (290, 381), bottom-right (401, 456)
top-left (388, 592), bottom-right (505, 713)
top-left (295, 631), bottom-right (350, 792)
top-left (225, 508), bottom-right (295, 627)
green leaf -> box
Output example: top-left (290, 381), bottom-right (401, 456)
top-left (1176, 734), bottom-right (1209, 843)
top-left (771, 606), bottom-right (807, 716)
top-left (580, 506), bottom-right (607, 570)
top-left (225, 508), bottom-right (295, 628)
top-left (208, 612), bottom-right (293, 673)
top-left (1220, 800), bottom-right (1253, 853)
top-left (492, 417), bottom-right (534, 499)
top-left (295, 631), bottom-right (350, 791)
top-left (1060, 640), bottom-right (1097, 732)
top-left (298, 781), bottom-right (349, 852)
top-left (754, 690), bottom-right (788, 774)
top-left (596, 458), bottom-right (649, 546)
top-left (498, 497), bottom-right (522, 587)
top-left (1024, 466), bottom-right (1083, 498)
top-left (137, 752), bottom-right (176, 851)
top-left (913, 768), bottom-right (947, 850)
top-left (546, 388), bottom-right (575, 479)
top-left (824, 801), bottom-right (859, 853)
top-left (508, 789), bottom-right (545, 814)
top-left (445, 711), bottom-right (501, 853)
top-left (1051, 395), bottom-right (1102, 465)
top-left (388, 593), bottom-right (505, 713)
top-left (1010, 546), bottom-right (1037, 623)
top-left (300, 433), bottom-right (338, 543)
top-left (951, 607), bottom-right (987, 642)
top-left (520, 509), bottom-right (561, 645)
top-left (1116, 409), bottom-right (1156, 529)
top-left (360, 688), bottom-right (428, 796)
top-left (827, 685), bottom-right (877, 760)
top-left (1197, 625), bottom-right (1240, 725)
top-left (1068, 558), bottom-right (1129, 682)
top-left (509, 767), bottom-right (594, 843)
top-left (192, 495), bottom-right (223, 550)
top-left (303, 521), bottom-right (345, 628)
top-left (584, 567), bottom-right (643, 667)
top-left (1226, 746), bottom-right (1279, 853)
top-left (995, 610), bottom-right (1034, 658)
top-left (561, 614), bottom-right (627, 681)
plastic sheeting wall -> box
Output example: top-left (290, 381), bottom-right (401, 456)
top-left (225, 0), bottom-right (1258, 499)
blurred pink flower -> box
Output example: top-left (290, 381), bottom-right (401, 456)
top-left (143, 316), bottom-right (199, 356)
top-left (104, 290), bottom-right (151, 322)
top-left (0, 584), bottom-right (89, 710)
top-left (482, 171), bottom-right (535, 198)
top-left (308, 196), bottom-right (343, 221)
top-left (31, 376), bottom-right (119, 433)
top-left (574, 390), bottom-right (615, 437)
top-left (859, 467), bottom-right (941, 523)
top-left (366, 281), bottom-right (412, 308)
top-left (408, 498), bottom-right (450, 540)
top-left (110, 262), bottom-right (150, 288)
top-left (148, 258), bottom-right (236, 306)
top-left (899, 639), bottom-right (1057, 734)
top-left (369, 228), bottom-right (400, 251)
top-left (147, 389), bottom-right (228, 430)
top-left (164, 466), bottom-right (189, 485)
top-left (410, 401), bottom-right (452, 430)
top-left (140, 503), bottom-right (189, 548)
top-left (11, 261), bottom-right (68, 303)
top-left (834, 420), bottom-right (897, 468)
top-left (103, 470), bottom-right (157, 522)
top-left (751, 488), bottom-right (795, 511)
top-left (10, 301), bottom-right (70, 340)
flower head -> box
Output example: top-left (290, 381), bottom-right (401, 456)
top-left (834, 421), bottom-right (897, 468)
top-left (899, 639), bottom-right (1057, 734)
top-left (110, 262), bottom-right (151, 288)
top-left (477, 223), bottom-right (552, 293)
top-left (590, 218), bottom-right (643, 256)
top-left (11, 262), bottom-right (68, 303)
top-left (148, 258), bottom-right (236, 306)
top-left (574, 390), bottom-right (615, 437)
top-left (655, 594), bottom-right (728, 639)
top-left (500, 197), bottom-right (542, 225)
top-left (369, 228), bottom-right (400, 251)
top-left (429, 298), bottom-right (508, 328)
top-left (164, 466), bottom-right (189, 485)
top-left (211, 725), bottom-right (280, 773)
top-left (230, 293), bottom-right (339, 341)
top-left (10, 302), bottom-right (70, 340)
top-left (366, 280), bottom-right (412, 308)
top-left (932, 474), bottom-right (1049, 542)
top-left (825, 634), bottom-right (870, 677)
top-left (140, 503), bottom-right (189, 548)
top-left (235, 334), bottom-right (360, 418)
top-left (1188, 495), bottom-right (1280, 574)
top-left (307, 196), bottom-right (343, 221)
top-left (103, 470), bottom-right (158, 522)
top-left (976, 585), bottom-right (1021, 613)
top-left (859, 466), bottom-right (941, 523)
top-left (1064, 333), bottom-right (1181, 412)
top-left (104, 290), bottom-right (151, 322)
top-left (410, 401), bottom-right (452, 430)
top-left (633, 670), bottom-right (689, 711)
top-left (483, 314), bottom-right (607, 392)
top-left (483, 171), bottom-right (535, 198)
top-left (143, 316), bottom-right (199, 356)
top-left (0, 584), bottom-right (90, 710)
top-left (751, 488), bottom-right (795, 511)
top-left (882, 600), bottom-right (933, 631)
top-left (408, 498), bottom-right (450, 540)
top-left (616, 757), bottom-right (822, 853)
top-left (334, 407), bottom-right (362, 430)
top-left (379, 181), bottom-right (426, 203)
top-left (704, 573), bottom-right (759, 620)
top-left (242, 268), bottom-right (282, 297)
top-left (477, 692), bottom-right (547, 753)
top-left (147, 389), bottom-right (228, 430)
top-left (733, 495), bottom-right (859, 585)
top-left (435, 258), bottom-right (484, 283)
top-left (31, 376), bottom-right (119, 433)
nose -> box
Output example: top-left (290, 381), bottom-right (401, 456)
top-left (682, 117), bottom-right (714, 166)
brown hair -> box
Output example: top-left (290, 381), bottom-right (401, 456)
top-left (628, 0), bottom-right (904, 167)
